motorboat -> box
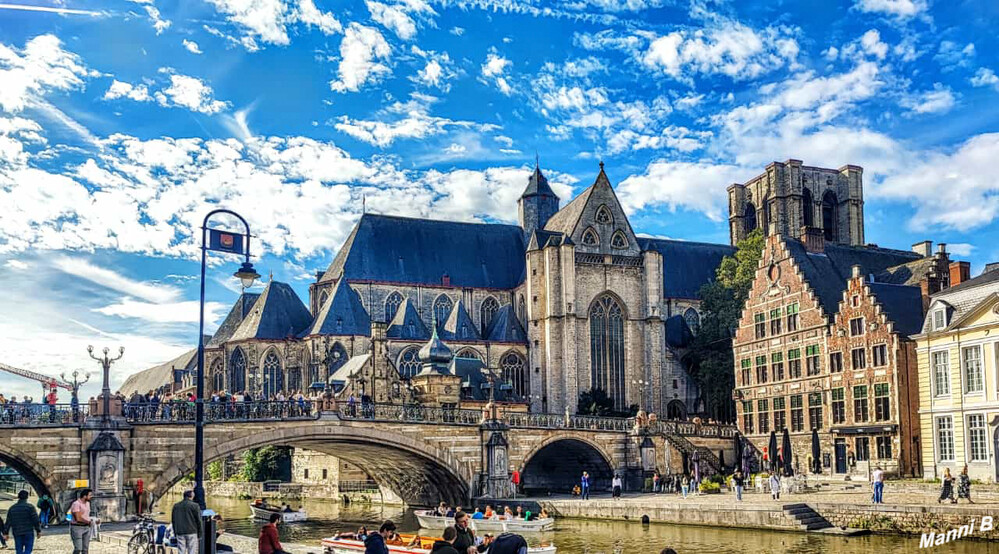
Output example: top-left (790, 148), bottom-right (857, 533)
top-left (249, 501), bottom-right (307, 523)
top-left (415, 510), bottom-right (555, 532)
top-left (322, 533), bottom-right (556, 554)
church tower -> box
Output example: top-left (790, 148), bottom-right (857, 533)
top-left (518, 164), bottom-right (560, 243)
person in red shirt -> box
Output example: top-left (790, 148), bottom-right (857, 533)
top-left (258, 513), bottom-right (288, 554)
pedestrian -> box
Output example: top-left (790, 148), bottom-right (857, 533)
top-left (612, 474), bottom-right (622, 499)
top-left (2, 490), bottom-right (41, 554)
top-left (957, 465), bottom-right (973, 504)
top-left (258, 513), bottom-right (288, 554)
top-left (364, 520), bottom-right (396, 554)
top-left (680, 475), bottom-right (689, 498)
top-left (483, 533), bottom-right (528, 554)
top-left (580, 471), bottom-right (590, 501)
top-left (769, 473), bottom-right (781, 501)
top-left (430, 527), bottom-right (460, 554)
top-left (938, 468), bottom-right (956, 504)
top-left (652, 471), bottom-right (660, 494)
top-left (733, 469), bottom-right (745, 502)
top-left (170, 490), bottom-right (202, 554)
top-left (70, 488), bottom-right (95, 554)
top-left (452, 511), bottom-right (486, 554)
top-left (871, 466), bottom-right (885, 504)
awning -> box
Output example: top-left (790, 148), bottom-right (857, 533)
top-left (831, 424), bottom-right (898, 435)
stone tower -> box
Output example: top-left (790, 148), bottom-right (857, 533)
top-left (727, 159), bottom-right (864, 247)
top-left (518, 164), bottom-right (560, 243)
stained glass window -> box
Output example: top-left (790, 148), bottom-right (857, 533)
top-left (229, 348), bottom-right (246, 394)
top-left (590, 295), bottom-right (625, 410)
top-left (398, 347), bottom-right (421, 378)
top-left (262, 351), bottom-right (283, 399)
top-left (384, 291), bottom-right (403, 322)
top-left (501, 352), bottom-right (528, 397)
top-left (480, 297), bottom-right (499, 336)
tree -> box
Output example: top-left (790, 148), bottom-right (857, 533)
top-left (207, 460), bottom-right (223, 481)
top-left (687, 229), bottom-right (765, 423)
top-left (577, 388), bottom-right (614, 416)
top-left (240, 446), bottom-right (292, 482)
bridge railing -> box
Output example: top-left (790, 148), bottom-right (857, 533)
top-left (0, 403), bottom-right (88, 427)
top-left (501, 411), bottom-right (633, 432)
top-left (338, 402), bottom-right (483, 426)
top-left (124, 400), bottom-right (322, 424)
top-left (647, 419), bottom-right (739, 438)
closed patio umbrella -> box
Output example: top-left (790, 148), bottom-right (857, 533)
top-left (782, 428), bottom-right (793, 477)
top-left (768, 431), bottom-right (778, 473)
top-left (811, 428), bottom-right (821, 474)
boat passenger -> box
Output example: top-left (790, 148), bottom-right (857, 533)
top-left (539, 509), bottom-right (549, 520)
top-left (471, 508), bottom-right (484, 520)
top-left (445, 505), bottom-right (456, 518)
top-left (282, 504), bottom-right (293, 513)
top-left (452, 511), bottom-right (487, 554)
top-left (515, 506), bottom-right (524, 520)
top-left (364, 520), bottom-right (396, 554)
top-left (483, 505), bottom-right (494, 519)
top-left (430, 527), bottom-right (460, 554)
top-left (502, 506), bottom-right (514, 520)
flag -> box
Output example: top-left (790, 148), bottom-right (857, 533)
top-left (208, 228), bottom-right (245, 254)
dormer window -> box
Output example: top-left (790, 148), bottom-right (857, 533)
top-left (582, 228), bottom-right (599, 246)
top-left (933, 309), bottom-right (946, 330)
top-left (596, 205), bottom-right (613, 224)
top-left (611, 231), bottom-right (628, 249)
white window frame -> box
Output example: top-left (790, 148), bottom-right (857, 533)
top-left (963, 345), bottom-right (984, 395)
top-left (966, 413), bottom-right (989, 462)
top-left (932, 350), bottom-right (950, 397)
top-left (932, 309), bottom-right (946, 330)
top-left (935, 416), bottom-right (955, 462)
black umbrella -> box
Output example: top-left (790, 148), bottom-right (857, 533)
top-left (811, 428), bottom-right (821, 474)
top-left (782, 428), bottom-right (793, 477)
top-left (768, 431), bottom-right (778, 473)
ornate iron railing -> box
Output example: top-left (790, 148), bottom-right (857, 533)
top-left (0, 403), bottom-right (88, 426)
top-left (338, 402), bottom-right (484, 426)
top-left (501, 411), bottom-right (633, 431)
top-left (125, 400), bottom-right (321, 424)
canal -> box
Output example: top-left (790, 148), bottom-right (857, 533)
top-left (168, 494), bottom-right (999, 553)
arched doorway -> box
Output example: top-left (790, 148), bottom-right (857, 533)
top-left (822, 191), bottom-right (838, 242)
top-left (521, 438), bottom-right (614, 496)
top-left (666, 400), bottom-right (687, 420)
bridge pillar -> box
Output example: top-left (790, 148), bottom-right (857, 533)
top-left (87, 430), bottom-right (128, 522)
top-left (481, 420), bottom-right (511, 499)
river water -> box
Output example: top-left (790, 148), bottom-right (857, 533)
top-left (167, 494), bottom-right (997, 553)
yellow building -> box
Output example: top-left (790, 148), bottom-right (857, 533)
top-left (916, 264), bottom-right (999, 481)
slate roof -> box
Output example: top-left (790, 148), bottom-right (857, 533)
top-left (229, 281), bottom-right (313, 341)
top-left (208, 292), bottom-right (260, 347)
top-left (522, 165), bottom-right (557, 198)
top-left (639, 238), bottom-right (736, 299)
top-left (120, 348), bottom-right (197, 396)
top-left (665, 315), bottom-right (694, 348)
top-left (875, 256), bottom-right (941, 286)
top-left (307, 280), bottom-right (371, 336)
top-left (868, 283), bottom-right (925, 336)
top-left (544, 185), bottom-right (593, 237)
top-left (526, 229), bottom-right (570, 251)
top-left (385, 298), bottom-right (429, 340)
top-left (921, 268), bottom-right (999, 334)
top-left (321, 214), bottom-right (526, 289)
top-left (440, 299), bottom-right (480, 341)
top-left (484, 304), bottom-right (527, 343)
top-left (328, 353), bottom-right (371, 385)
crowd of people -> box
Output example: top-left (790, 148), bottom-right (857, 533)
top-left (432, 502), bottom-right (548, 522)
top-left (342, 513), bottom-right (531, 554)
top-left (123, 389), bottom-right (319, 421)
top-left (0, 391), bottom-right (78, 425)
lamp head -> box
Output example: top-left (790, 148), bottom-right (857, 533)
top-left (234, 262), bottom-right (261, 288)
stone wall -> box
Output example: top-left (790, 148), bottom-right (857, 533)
top-left (814, 502), bottom-right (999, 540)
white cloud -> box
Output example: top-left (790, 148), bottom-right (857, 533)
top-left (411, 47), bottom-right (457, 91)
top-left (480, 50), bottom-right (513, 95)
top-left (366, 0), bottom-right (435, 40)
top-left (142, 5), bottom-right (171, 34)
top-left (154, 73), bottom-right (229, 114)
top-left (853, 0), bottom-right (928, 18)
top-left (330, 23), bottom-right (392, 93)
top-left (95, 298), bottom-right (226, 324)
top-left (617, 160), bottom-right (748, 220)
top-left (948, 243), bottom-right (975, 257)
top-left (900, 84), bottom-right (956, 115)
top-left (297, 0), bottom-right (343, 35)
top-left (934, 41), bottom-right (975, 69)
top-left (4, 259), bottom-right (28, 270)
top-left (52, 256), bottom-right (180, 303)
top-left (182, 39), bottom-right (203, 54)
top-left (971, 68), bottom-right (999, 91)
top-left (0, 34), bottom-right (93, 113)
top-left (334, 95), bottom-right (495, 147)
top-left (204, 0), bottom-right (341, 49)
top-left (859, 29), bottom-right (887, 60)
top-left (104, 80), bottom-right (151, 102)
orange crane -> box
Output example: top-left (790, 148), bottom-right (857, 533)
top-left (0, 361), bottom-right (72, 399)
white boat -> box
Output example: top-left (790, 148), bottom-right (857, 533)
top-left (249, 503), bottom-right (307, 523)
top-left (415, 510), bottom-right (555, 532)
top-left (322, 534), bottom-right (556, 554)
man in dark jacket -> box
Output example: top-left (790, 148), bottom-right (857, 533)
top-left (170, 490), bottom-right (202, 554)
top-left (364, 520), bottom-right (395, 554)
top-left (452, 512), bottom-right (487, 554)
top-left (487, 533), bottom-right (528, 554)
top-left (2, 490), bottom-right (41, 554)
top-left (430, 527), bottom-right (460, 554)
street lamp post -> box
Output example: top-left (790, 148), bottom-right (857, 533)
top-left (88, 346), bottom-right (124, 425)
top-left (632, 379), bottom-right (649, 411)
top-left (59, 369), bottom-right (91, 422)
top-left (195, 209), bottom-right (259, 510)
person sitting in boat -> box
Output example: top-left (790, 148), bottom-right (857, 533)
top-left (514, 506), bottom-right (524, 520)
top-left (406, 534), bottom-right (424, 548)
top-left (364, 520), bottom-right (396, 554)
top-left (471, 508), bottom-right (484, 520)
top-left (502, 506), bottom-right (515, 520)
top-left (539, 509), bottom-right (549, 520)
top-left (435, 502), bottom-right (448, 516)
top-left (445, 505), bottom-right (456, 518)
top-left (483, 505), bottom-right (494, 519)
top-left (430, 526), bottom-right (460, 554)
top-left (335, 526), bottom-right (368, 541)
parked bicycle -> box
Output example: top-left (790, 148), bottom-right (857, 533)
top-left (127, 514), bottom-right (159, 554)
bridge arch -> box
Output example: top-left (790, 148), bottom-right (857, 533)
top-left (519, 435), bottom-right (615, 496)
top-left (0, 442), bottom-right (59, 509)
top-left (145, 422), bottom-right (471, 507)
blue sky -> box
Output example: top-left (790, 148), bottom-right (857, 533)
top-left (0, 0), bottom-right (997, 399)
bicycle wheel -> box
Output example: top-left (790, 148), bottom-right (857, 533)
top-left (127, 532), bottom-right (151, 554)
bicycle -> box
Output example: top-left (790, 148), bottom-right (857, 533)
top-left (127, 514), bottom-right (158, 554)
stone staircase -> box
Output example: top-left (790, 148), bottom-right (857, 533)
top-left (782, 503), bottom-right (834, 531)
top-left (661, 432), bottom-right (723, 475)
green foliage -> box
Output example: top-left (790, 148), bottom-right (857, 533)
top-left (688, 229), bottom-right (765, 422)
top-left (577, 388), bottom-right (614, 416)
top-left (698, 481), bottom-right (721, 493)
top-left (240, 446), bottom-right (292, 482)
top-left (207, 460), bottom-right (223, 481)
top-left (707, 473), bottom-right (726, 485)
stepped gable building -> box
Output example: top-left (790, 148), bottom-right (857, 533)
top-left (131, 162), bottom-right (733, 418)
top-left (731, 160), bottom-right (954, 477)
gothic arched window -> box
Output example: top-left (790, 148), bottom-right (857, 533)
top-left (433, 294), bottom-right (453, 331)
top-left (744, 203), bottom-right (757, 233)
top-left (384, 291), bottom-right (403, 322)
top-left (229, 348), bottom-right (246, 394)
top-left (287, 367), bottom-right (302, 393)
top-left (822, 191), bottom-right (838, 242)
top-left (501, 352), bottom-right (529, 397)
top-left (802, 187), bottom-right (814, 227)
top-left (683, 307), bottom-right (700, 336)
top-left (398, 347), bottom-right (421, 378)
top-left (480, 296), bottom-right (499, 335)
top-left (210, 358), bottom-right (224, 393)
top-left (457, 348), bottom-right (482, 360)
top-left (589, 295), bottom-right (626, 410)
top-left (595, 205), bottom-right (613, 224)
top-left (262, 351), bottom-right (283, 399)
top-left (518, 295), bottom-right (527, 326)
top-left (582, 227), bottom-right (599, 246)
top-left (318, 289), bottom-right (330, 308)
top-left (327, 342), bottom-right (348, 377)
top-left (611, 231), bottom-right (628, 249)
top-left (762, 196), bottom-right (771, 236)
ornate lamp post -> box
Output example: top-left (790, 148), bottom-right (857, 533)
top-left (632, 379), bottom-right (649, 411)
top-left (195, 209), bottom-right (259, 510)
top-left (59, 369), bottom-right (91, 422)
top-left (88, 345), bottom-right (124, 425)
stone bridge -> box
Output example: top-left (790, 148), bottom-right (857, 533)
top-left (0, 402), bottom-right (737, 520)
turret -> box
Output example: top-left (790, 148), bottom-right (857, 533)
top-left (518, 163), bottom-right (559, 244)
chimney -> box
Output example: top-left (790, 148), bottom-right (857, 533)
top-left (919, 268), bottom-right (943, 313)
top-left (801, 226), bottom-right (825, 254)
top-left (937, 243), bottom-right (947, 255)
top-left (949, 261), bottom-right (970, 286)
top-left (912, 240), bottom-right (932, 257)
top-left (985, 262), bottom-right (999, 274)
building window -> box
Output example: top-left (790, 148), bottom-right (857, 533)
top-left (851, 348), bottom-right (866, 370)
top-left (262, 351), bottom-right (283, 399)
top-left (787, 349), bottom-right (801, 379)
top-left (849, 317), bottom-right (864, 337)
top-left (596, 205), bottom-right (613, 224)
top-left (790, 395), bottom-right (804, 432)
top-left (384, 291), bottom-right (403, 322)
top-left (855, 437), bottom-right (870, 462)
top-left (501, 352), bottom-right (529, 397)
top-left (851, 295), bottom-right (860, 308)
top-left (742, 401), bottom-right (754, 434)
top-left (456, 348), bottom-right (482, 361)
top-left (936, 417), bottom-right (955, 461)
top-left (872, 344), bottom-right (887, 367)
top-left (287, 367), bottom-right (302, 393)
top-left (808, 393), bottom-right (823, 430)
top-left (590, 295), bottom-right (626, 410)
top-left (433, 295), bottom-right (453, 331)
top-left (518, 295), bottom-right (527, 325)
top-left (802, 187), bottom-right (814, 226)
top-left (822, 190), bottom-right (838, 242)
top-left (209, 359), bottom-right (224, 393)
top-left (754, 313), bottom-right (766, 339)
top-left (786, 303), bottom-right (799, 332)
top-left (773, 396), bottom-right (786, 431)
top-left (480, 296), bottom-right (499, 336)
top-left (874, 383), bottom-right (890, 421)
top-left (327, 342), bottom-right (348, 377)
top-left (968, 414), bottom-right (988, 462)
top-left (805, 345), bottom-right (821, 375)
top-left (398, 347), bottom-right (421, 378)
top-left (963, 346), bottom-right (984, 394)
top-left (933, 309), bottom-right (946, 330)
top-left (771, 352), bottom-right (784, 381)
top-left (831, 388), bottom-right (845, 424)
top-left (876, 436), bottom-right (893, 460)
top-left (769, 308), bottom-right (782, 335)
top-left (683, 308), bottom-right (700, 335)
top-left (758, 399), bottom-right (770, 434)
top-left (229, 347), bottom-right (246, 394)
top-left (740, 359), bottom-right (752, 387)
top-left (932, 351), bottom-right (950, 396)
top-left (611, 231), bottom-right (628, 249)
top-left (829, 351), bottom-right (843, 373)
top-left (304, 469), bottom-right (309, 479)
top-left (755, 355), bottom-right (768, 384)
top-left (853, 385), bottom-right (869, 423)
top-left (582, 227), bottom-right (599, 246)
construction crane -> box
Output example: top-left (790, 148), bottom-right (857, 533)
top-left (0, 361), bottom-right (72, 398)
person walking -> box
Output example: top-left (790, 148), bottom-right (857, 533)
top-left (957, 465), bottom-right (973, 504)
top-left (612, 474), bottom-right (623, 499)
top-left (733, 469), bottom-right (745, 502)
top-left (36, 493), bottom-right (53, 529)
top-left (769, 473), bottom-right (781, 501)
top-left (680, 475), bottom-right (689, 499)
top-left (70, 489), bottom-right (94, 554)
top-left (2, 490), bottom-right (41, 554)
top-left (871, 466), bottom-right (885, 504)
top-left (938, 468), bottom-right (956, 504)
top-left (580, 472), bottom-right (590, 501)
top-left (170, 490), bottom-right (202, 554)
top-left (652, 471), bottom-right (660, 494)
top-left (364, 520), bottom-right (396, 554)
top-left (452, 511), bottom-right (487, 554)
top-left (430, 527), bottom-right (460, 554)
top-left (258, 513), bottom-right (288, 554)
